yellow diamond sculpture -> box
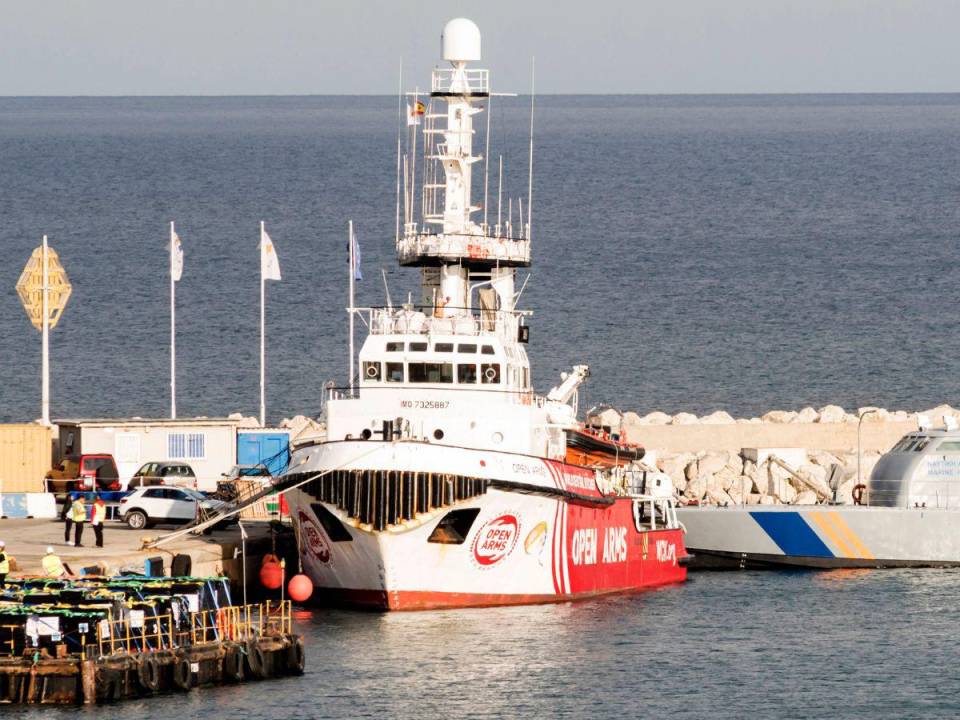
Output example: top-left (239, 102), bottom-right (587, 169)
top-left (16, 245), bottom-right (72, 331)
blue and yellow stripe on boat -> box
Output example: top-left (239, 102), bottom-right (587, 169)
top-left (749, 510), bottom-right (874, 560)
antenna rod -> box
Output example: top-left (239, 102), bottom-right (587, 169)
top-left (348, 220), bottom-right (356, 394)
top-left (527, 56), bottom-right (535, 240)
top-left (395, 58), bottom-right (403, 244)
top-left (382, 268), bottom-right (393, 311)
top-left (483, 95), bottom-right (492, 232)
top-left (497, 155), bottom-right (503, 234)
top-left (411, 87), bottom-right (419, 228)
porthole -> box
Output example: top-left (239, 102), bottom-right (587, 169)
top-left (492, 431), bottom-right (503, 444)
top-left (434, 429), bottom-right (445, 440)
top-left (361, 428), bottom-right (372, 440)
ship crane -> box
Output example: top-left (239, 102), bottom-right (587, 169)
top-left (545, 364), bottom-right (590, 426)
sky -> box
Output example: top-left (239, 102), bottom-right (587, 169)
top-left (0, 0), bottom-right (958, 95)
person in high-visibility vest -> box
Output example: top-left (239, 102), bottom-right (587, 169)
top-left (0, 540), bottom-right (9, 587)
top-left (91, 496), bottom-right (107, 548)
top-left (42, 547), bottom-right (65, 578)
top-left (70, 496), bottom-right (88, 547)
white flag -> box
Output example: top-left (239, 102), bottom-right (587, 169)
top-left (406, 103), bottom-right (421, 126)
top-left (260, 228), bottom-right (281, 281)
top-left (171, 231), bottom-right (184, 282)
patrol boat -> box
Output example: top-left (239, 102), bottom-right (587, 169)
top-left (677, 423), bottom-right (960, 568)
top-left (278, 18), bottom-right (687, 610)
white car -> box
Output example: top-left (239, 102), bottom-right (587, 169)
top-left (118, 487), bottom-right (231, 530)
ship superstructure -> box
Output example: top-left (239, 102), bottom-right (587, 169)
top-left (280, 19), bottom-right (687, 609)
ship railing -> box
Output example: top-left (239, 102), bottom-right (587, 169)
top-left (358, 305), bottom-right (531, 341)
top-left (431, 67), bottom-right (489, 95)
top-left (398, 229), bottom-right (530, 264)
top-left (189, 600), bottom-right (292, 645)
top-left (626, 494), bottom-right (681, 532)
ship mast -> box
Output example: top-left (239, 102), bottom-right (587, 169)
top-left (398, 18), bottom-right (530, 340)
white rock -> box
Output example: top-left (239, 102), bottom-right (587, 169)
top-left (706, 487), bottom-right (736, 506)
top-left (759, 495), bottom-right (777, 505)
top-left (639, 411), bottom-right (673, 426)
top-left (685, 460), bottom-right (700, 482)
top-left (684, 475), bottom-right (707, 500)
top-left (749, 417), bottom-right (762, 424)
top-left (736, 418), bottom-right (753, 424)
top-left (742, 459), bottom-right (757, 478)
top-left (700, 410), bottom-right (736, 425)
top-left (794, 490), bottom-right (817, 505)
top-left (762, 410), bottom-right (798, 424)
top-left (816, 405), bottom-right (847, 423)
top-left (697, 451), bottom-right (730, 478)
top-left (746, 493), bottom-right (764, 505)
top-left (807, 450), bottom-right (842, 468)
top-left (795, 407), bottom-right (820, 423)
top-left (890, 410), bottom-right (913, 422)
top-left (835, 479), bottom-right (856, 505)
top-left (671, 412), bottom-right (700, 425)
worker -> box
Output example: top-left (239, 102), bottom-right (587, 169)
top-left (62, 494), bottom-right (74, 545)
top-left (71, 495), bottom-right (88, 547)
top-left (0, 540), bottom-right (8, 588)
top-left (42, 547), bottom-right (65, 578)
top-left (91, 495), bottom-right (107, 548)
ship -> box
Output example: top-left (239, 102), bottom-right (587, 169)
top-left (676, 424), bottom-right (960, 568)
top-left (277, 18), bottom-right (687, 610)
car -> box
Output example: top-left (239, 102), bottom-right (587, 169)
top-left (127, 462), bottom-right (197, 490)
top-left (118, 487), bottom-right (232, 530)
top-left (46, 454), bottom-right (121, 494)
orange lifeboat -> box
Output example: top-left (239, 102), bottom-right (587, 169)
top-left (564, 426), bottom-right (645, 469)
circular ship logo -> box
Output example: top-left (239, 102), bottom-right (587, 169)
top-left (471, 514), bottom-right (520, 568)
top-left (299, 510), bottom-right (331, 564)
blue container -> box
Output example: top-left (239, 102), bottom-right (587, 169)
top-left (237, 431), bottom-right (290, 476)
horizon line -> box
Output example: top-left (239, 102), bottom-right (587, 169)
top-left (1, 91), bottom-right (959, 99)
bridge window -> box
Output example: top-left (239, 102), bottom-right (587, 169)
top-left (458, 343), bottom-right (477, 353)
top-left (938, 441), bottom-right (960, 452)
top-left (363, 361), bottom-right (382, 382)
top-left (481, 345), bottom-right (495, 355)
top-left (386, 362), bottom-right (404, 382)
top-left (481, 363), bottom-right (501, 384)
top-left (409, 362), bottom-right (454, 383)
top-left (386, 342), bottom-right (404, 352)
top-left (458, 364), bottom-right (478, 384)
top-left (410, 342), bottom-right (428, 352)
top-left (435, 343), bottom-right (454, 352)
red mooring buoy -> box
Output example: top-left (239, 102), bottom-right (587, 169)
top-left (288, 574), bottom-right (314, 603)
top-left (259, 554), bottom-right (284, 590)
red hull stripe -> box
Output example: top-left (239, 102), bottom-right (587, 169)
top-left (316, 578), bottom-right (686, 611)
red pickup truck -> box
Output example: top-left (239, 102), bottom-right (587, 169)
top-left (45, 454), bottom-right (121, 494)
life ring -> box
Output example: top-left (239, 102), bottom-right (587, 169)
top-left (285, 635), bottom-right (305, 676)
top-left (484, 367), bottom-right (497, 381)
top-left (172, 655), bottom-right (194, 691)
top-left (245, 638), bottom-right (267, 679)
top-left (366, 364), bottom-right (379, 378)
top-left (137, 654), bottom-right (161, 692)
top-left (852, 484), bottom-right (867, 506)
top-left (222, 645), bottom-right (245, 682)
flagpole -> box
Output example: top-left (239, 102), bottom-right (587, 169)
top-left (41, 235), bottom-right (50, 426)
top-left (260, 221), bottom-right (267, 427)
top-left (348, 220), bottom-right (355, 395)
top-left (169, 221), bottom-right (176, 420)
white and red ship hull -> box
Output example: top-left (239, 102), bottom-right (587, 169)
top-left (283, 441), bottom-right (687, 610)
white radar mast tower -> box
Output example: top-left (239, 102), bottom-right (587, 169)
top-left (398, 18), bottom-right (530, 339)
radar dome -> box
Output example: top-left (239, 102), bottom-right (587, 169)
top-left (442, 18), bottom-right (481, 62)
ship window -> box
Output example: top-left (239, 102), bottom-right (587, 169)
top-left (938, 441), bottom-right (960, 452)
top-left (427, 508), bottom-right (481, 544)
top-left (363, 361), bottom-right (382, 382)
top-left (435, 343), bottom-right (454, 352)
top-left (385, 362), bottom-right (404, 382)
top-left (481, 345), bottom-right (495, 355)
top-left (409, 342), bottom-right (428, 352)
top-left (386, 342), bottom-right (404, 352)
top-left (409, 362), bottom-right (454, 383)
top-left (914, 439), bottom-right (930, 452)
top-left (458, 343), bottom-right (477, 353)
top-left (892, 437), bottom-right (917, 452)
top-left (458, 364), bottom-right (478, 384)
top-left (481, 363), bottom-right (501, 384)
